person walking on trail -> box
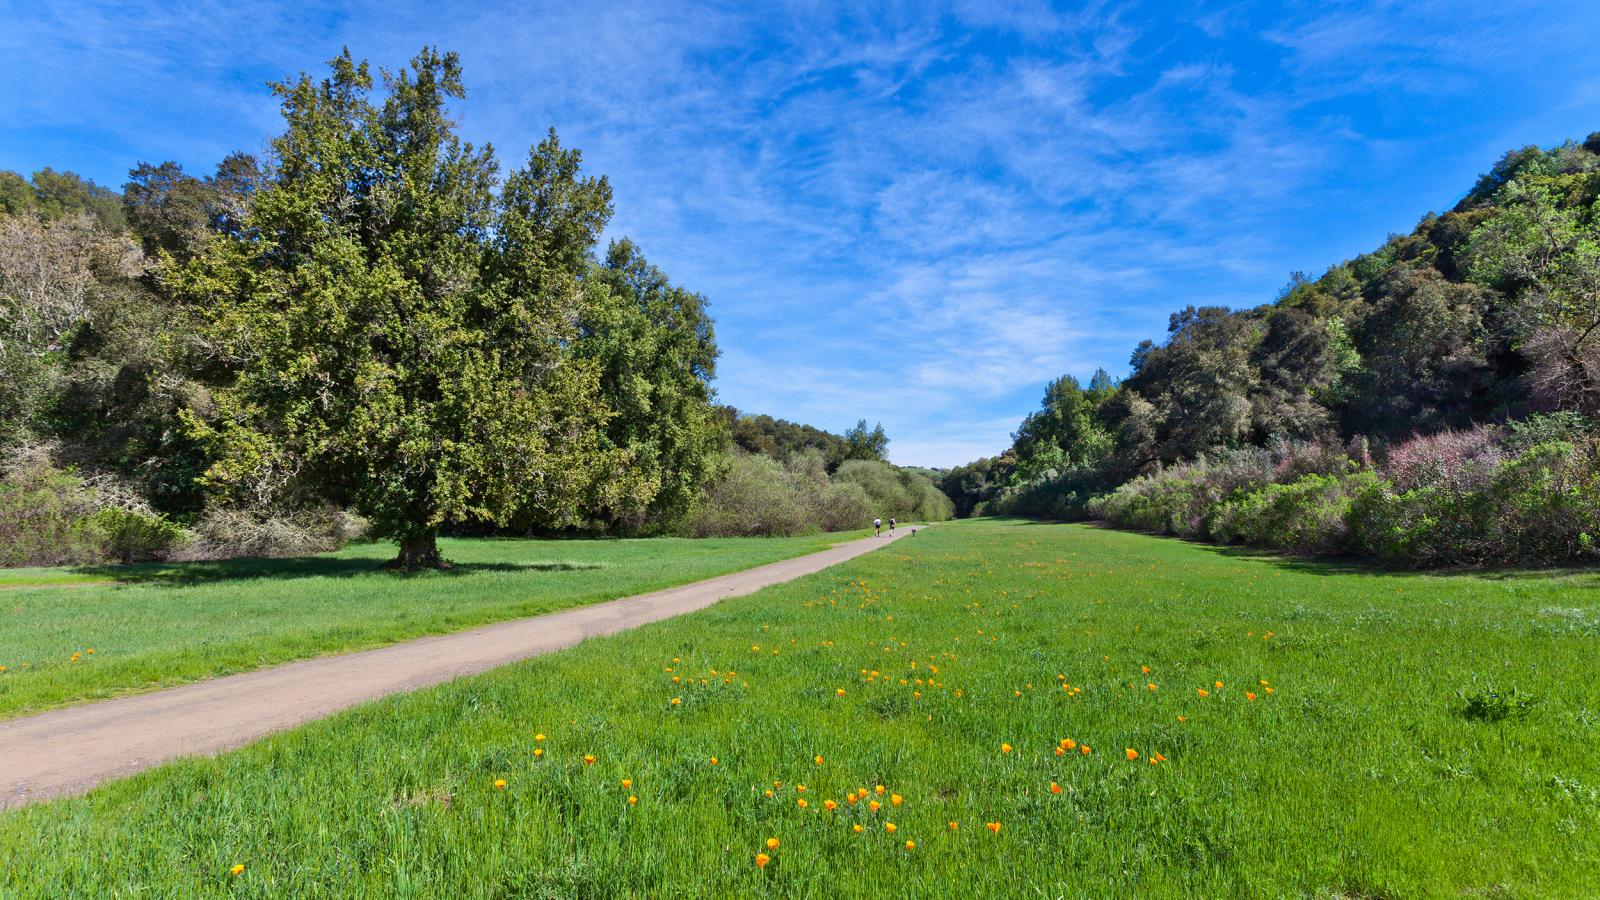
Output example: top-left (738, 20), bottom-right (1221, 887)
top-left (889, 517), bottom-right (896, 534)
top-left (873, 517), bottom-right (882, 537)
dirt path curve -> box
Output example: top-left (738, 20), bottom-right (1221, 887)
top-left (0, 528), bottom-right (921, 811)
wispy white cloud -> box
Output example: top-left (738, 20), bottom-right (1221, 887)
top-left (4, 0), bottom-right (1598, 466)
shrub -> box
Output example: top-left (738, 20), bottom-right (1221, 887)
top-left (1209, 471), bottom-right (1377, 555)
top-left (1351, 439), bottom-right (1600, 567)
top-left (1269, 438), bottom-right (1357, 481)
top-left (0, 450), bottom-right (191, 566)
top-left (88, 506), bottom-right (189, 563)
top-left (816, 480), bottom-right (874, 532)
top-left (0, 456), bottom-right (104, 566)
top-left (1380, 426), bottom-right (1501, 492)
top-left (1504, 412), bottom-right (1596, 453)
top-left (182, 506), bottom-right (369, 560)
top-left (681, 452), bottom-right (950, 537)
top-left (681, 453), bottom-right (817, 537)
top-left (1088, 425), bottom-right (1598, 568)
top-left (833, 460), bottom-right (954, 522)
top-left (979, 465), bottom-right (1110, 520)
top-left (1087, 448), bottom-right (1278, 537)
top-left (1481, 440), bottom-right (1600, 563)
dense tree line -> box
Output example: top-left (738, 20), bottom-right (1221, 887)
top-left (945, 132), bottom-right (1600, 567)
top-left (722, 410), bottom-right (889, 472)
top-left (0, 49), bottom-right (950, 568)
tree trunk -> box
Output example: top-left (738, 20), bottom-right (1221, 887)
top-left (384, 530), bottom-right (452, 571)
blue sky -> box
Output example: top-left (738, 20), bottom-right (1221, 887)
top-left (3, 1), bottom-right (1598, 467)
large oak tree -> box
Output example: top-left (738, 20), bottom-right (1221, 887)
top-left (173, 49), bottom-right (649, 568)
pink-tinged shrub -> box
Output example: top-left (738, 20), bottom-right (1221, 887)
top-left (1270, 439), bottom-right (1357, 482)
top-left (1091, 418), bottom-right (1600, 567)
top-left (1351, 437), bottom-right (1600, 567)
top-left (1381, 426), bottom-right (1503, 492)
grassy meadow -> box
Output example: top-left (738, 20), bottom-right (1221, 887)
top-left (3, 519), bottom-right (1598, 896)
top-left (0, 532), bottom-right (858, 719)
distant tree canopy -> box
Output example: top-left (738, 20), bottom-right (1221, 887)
top-left (723, 410), bottom-right (889, 472)
top-left (945, 131), bottom-right (1600, 520)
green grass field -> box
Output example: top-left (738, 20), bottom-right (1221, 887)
top-left (0, 532), bottom-right (858, 719)
top-left (4, 519), bottom-right (1597, 896)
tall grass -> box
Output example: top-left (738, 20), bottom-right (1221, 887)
top-left (1, 520), bottom-right (1594, 896)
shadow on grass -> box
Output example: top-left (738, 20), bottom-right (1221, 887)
top-left (46, 556), bottom-right (604, 588)
top-left (1196, 541), bottom-right (1600, 585)
top-left (1015, 518), bottom-right (1600, 586)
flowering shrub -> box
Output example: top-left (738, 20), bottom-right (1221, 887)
top-left (1380, 426), bottom-right (1502, 492)
top-left (1087, 448), bottom-right (1280, 538)
top-left (1352, 439), bottom-right (1600, 566)
top-left (1089, 426), bottom-right (1600, 568)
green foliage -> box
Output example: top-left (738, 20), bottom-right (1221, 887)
top-left (172, 50), bottom-right (641, 566)
top-left (842, 419), bottom-right (890, 463)
top-left (725, 410), bottom-right (887, 472)
top-left (1209, 471), bottom-right (1377, 555)
top-left (122, 155), bottom-right (258, 262)
top-left (577, 239), bottom-right (722, 533)
top-left (0, 168), bottom-right (125, 231)
top-left (0, 455), bottom-right (186, 567)
top-left (680, 450), bottom-right (898, 538)
top-left (1009, 373), bottom-right (1114, 481)
top-left (976, 465), bottom-right (1109, 520)
top-left (937, 454), bottom-right (1016, 517)
top-left (1086, 427), bottom-right (1600, 568)
top-left (1087, 447), bottom-right (1286, 538)
top-left (0, 458), bottom-right (105, 567)
top-left (87, 506), bottom-right (188, 563)
top-left (832, 459), bottom-right (953, 522)
top-left (1460, 685), bottom-right (1539, 723)
top-left (1465, 180), bottom-right (1600, 414)
top-left (1504, 411), bottom-right (1596, 451)
top-left (1121, 306), bottom-right (1263, 465)
top-left (1350, 439), bottom-right (1600, 567)
top-left (681, 452), bottom-right (824, 537)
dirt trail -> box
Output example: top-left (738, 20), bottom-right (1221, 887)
top-left (0, 528), bottom-right (920, 811)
